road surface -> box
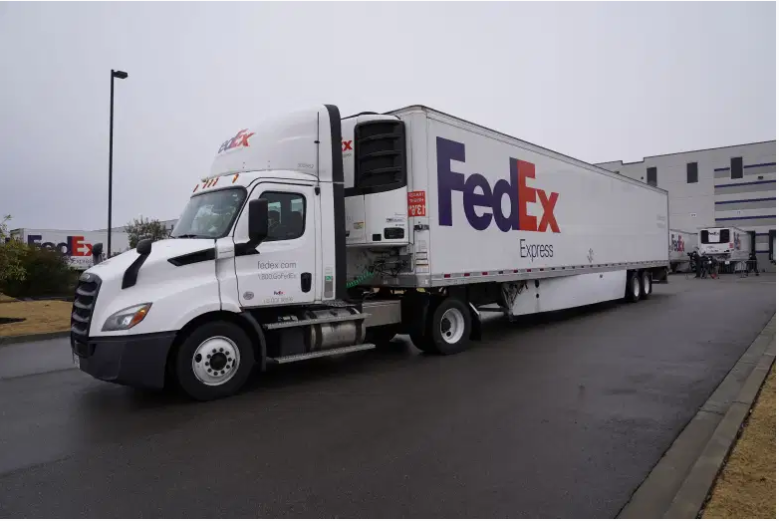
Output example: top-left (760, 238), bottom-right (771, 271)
top-left (0, 275), bottom-right (774, 517)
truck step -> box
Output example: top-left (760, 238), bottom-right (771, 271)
top-left (263, 313), bottom-right (370, 330)
top-left (268, 344), bottom-right (376, 364)
top-left (321, 299), bottom-right (356, 308)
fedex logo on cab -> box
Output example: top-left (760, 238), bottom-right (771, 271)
top-left (436, 137), bottom-right (560, 234)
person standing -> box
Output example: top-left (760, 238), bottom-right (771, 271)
top-left (691, 248), bottom-right (701, 278)
top-left (747, 252), bottom-right (760, 276)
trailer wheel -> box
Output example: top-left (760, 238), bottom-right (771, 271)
top-left (419, 297), bottom-right (472, 355)
top-left (175, 321), bottom-right (255, 401)
top-left (639, 271), bottom-right (652, 299)
top-left (625, 272), bottom-right (641, 303)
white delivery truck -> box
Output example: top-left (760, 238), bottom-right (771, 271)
top-left (70, 105), bottom-right (670, 400)
top-left (698, 226), bottom-right (752, 262)
top-left (668, 229), bottom-right (696, 272)
top-left (10, 228), bottom-right (131, 269)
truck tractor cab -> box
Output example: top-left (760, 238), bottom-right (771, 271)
top-left (71, 104), bottom-right (408, 400)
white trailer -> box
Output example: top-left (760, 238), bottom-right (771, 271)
top-left (698, 226), bottom-right (752, 262)
top-left (668, 229), bottom-right (696, 272)
top-left (10, 228), bottom-right (131, 270)
top-left (70, 105), bottom-right (669, 400)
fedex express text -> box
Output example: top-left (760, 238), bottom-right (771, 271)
top-left (436, 137), bottom-right (560, 260)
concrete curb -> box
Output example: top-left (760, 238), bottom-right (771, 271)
top-left (0, 331), bottom-right (70, 347)
top-left (618, 313), bottom-right (776, 519)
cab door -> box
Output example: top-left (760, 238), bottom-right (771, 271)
top-left (233, 182), bottom-right (318, 308)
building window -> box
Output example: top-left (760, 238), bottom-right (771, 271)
top-left (730, 157), bottom-right (743, 179)
top-left (687, 162), bottom-right (698, 183)
top-left (647, 167), bottom-right (657, 187)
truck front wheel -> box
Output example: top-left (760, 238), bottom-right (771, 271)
top-left (175, 321), bottom-right (255, 401)
top-left (417, 297), bottom-right (472, 355)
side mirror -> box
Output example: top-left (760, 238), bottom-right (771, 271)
top-left (136, 238), bottom-right (153, 256)
top-left (248, 198), bottom-right (269, 244)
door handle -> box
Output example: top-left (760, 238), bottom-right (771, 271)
top-left (301, 273), bottom-right (312, 293)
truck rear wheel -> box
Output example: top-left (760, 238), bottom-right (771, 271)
top-left (625, 272), bottom-right (641, 303)
top-left (417, 297), bottom-right (472, 355)
top-left (175, 321), bottom-right (255, 401)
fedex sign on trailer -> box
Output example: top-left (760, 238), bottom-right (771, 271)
top-left (425, 117), bottom-right (669, 275)
top-left (435, 136), bottom-right (563, 265)
top-left (436, 137), bottom-right (560, 233)
top-left (437, 137), bottom-right (560, 234)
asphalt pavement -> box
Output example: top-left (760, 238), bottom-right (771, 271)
top-left (0, 274), bottom-right (774, 517)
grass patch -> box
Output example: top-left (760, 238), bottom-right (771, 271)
top-left (0, 300), bottom-right (72, 337)
top-left (703, 363), bottom-right (776, 519)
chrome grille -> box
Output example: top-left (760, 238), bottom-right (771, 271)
top-left (71, 274), bottom-right (101, 339)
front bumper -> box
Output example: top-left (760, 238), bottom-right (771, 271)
top-left (71, 332), bottom-right (176, 389)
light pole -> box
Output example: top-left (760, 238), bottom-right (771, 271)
top-left (108, 69), bottom-right (128, 258)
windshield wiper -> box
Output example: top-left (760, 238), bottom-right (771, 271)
top-left (173, 234), bottom-right (205, 239)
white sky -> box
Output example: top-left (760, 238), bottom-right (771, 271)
top-left (0, 2), bottom-right (775, 229)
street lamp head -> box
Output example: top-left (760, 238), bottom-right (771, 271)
top-left (112, 70), bottom-right (129, 79)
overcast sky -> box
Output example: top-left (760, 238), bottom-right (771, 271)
top-left (0, 2), bottom-right (775, 230)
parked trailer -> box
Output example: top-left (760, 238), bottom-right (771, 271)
top-left (698, 226), bottom-right (752, 262)
top-left (10, 228), bottom-right (131, 270)
top-left (71, 105), bottom-right (669, 400)
top-left (669, 229), bottom-right (696, 272)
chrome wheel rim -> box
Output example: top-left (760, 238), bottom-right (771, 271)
top-left (643, 274), bottom-right (651, 294)
top-left (440, 308), bottom-right (466, 345)
top-left (632, 277), bottom-right (640, 297)
top-left (192, 336), bottom-right (240, 386)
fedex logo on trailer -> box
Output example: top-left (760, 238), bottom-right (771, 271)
top-left (437, 137), bottom-right (560, 233)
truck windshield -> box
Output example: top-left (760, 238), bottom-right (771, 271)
top-left (171, 187), bottom-right (246, 239)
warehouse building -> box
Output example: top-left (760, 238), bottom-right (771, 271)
top-left (596, 140), bottom-right (776, 272)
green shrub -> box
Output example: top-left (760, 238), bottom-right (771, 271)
top-left (0, 245), bottom-right (76, 298)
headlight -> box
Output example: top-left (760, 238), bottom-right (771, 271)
top-left (102, 303), bottom-right (152, 331)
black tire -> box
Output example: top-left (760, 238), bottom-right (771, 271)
top-left (625, 271), bottom-right (641, 303)
top-left (639, 271), bottom-right (652, 299)
top-left (417, 297), bottom-right (472, 355)
top-left (175, 321), bottom-right (255, 401)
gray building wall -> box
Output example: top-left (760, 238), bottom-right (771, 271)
top-left (597, 140), bottom-right (776, 272)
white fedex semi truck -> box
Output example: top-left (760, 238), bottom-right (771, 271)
top-left (698, 226), bottom-right (752, 261)
top-left (71, 105), bottom-right (670, 400)
top-left (668, 229), bottom-right (696, 272)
